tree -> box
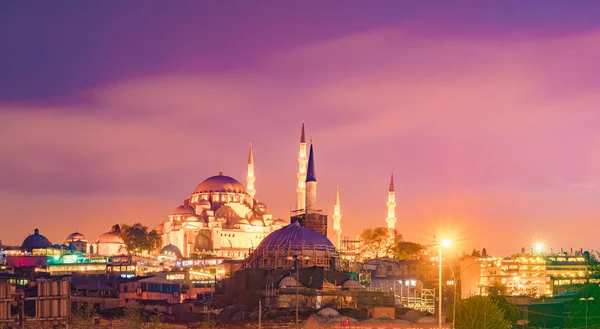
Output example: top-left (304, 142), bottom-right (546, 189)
top-left (358, 227), bottom-right (424, 261)
top-left (452, 296), bottom-right (512, 329)
top-left (471, 249), bottom-right (482, 257)
top-left (358, 227), bottom-right (396, 260)
top-left (488, 282), bottom-right (508, 297)
top-left (71, 302), bottom-right (97, 329)
top-left (393, 241), bottom-right (425, 260)
top-left (564, 283), bottom-right (600, 328)
top-left (120, 223), bottom-right (161, 255)
top-left (482, 248), bottom-right (488, 257)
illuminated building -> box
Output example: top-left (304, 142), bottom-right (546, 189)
top-left (94, 225), bottom-right (126, 256)
top-left (64, 232), bottom-right (88, 253)
top-left (460, 254), bottom-right (590, 298)
top-left (156, 144), bottom-right (286, 260)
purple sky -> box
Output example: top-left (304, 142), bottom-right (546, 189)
top-left (2, 1), bottom-right (600, 256)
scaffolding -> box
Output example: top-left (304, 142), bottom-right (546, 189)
top-left (397, 288), bottom-right (435, 313)
top-left (290, 209), bottom-right (328, 237)
top-left (242, 242), bottom-right (338, 270)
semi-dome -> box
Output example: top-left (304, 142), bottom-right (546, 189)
top-left (173, 205), bottom-right (196, 215)
top-left (96, 232), bottom-right (125, 244)
top-left (160, 244), bottom-right (183, 259)
top-left (65, 232), bottom-right (87, 243)
top-left (194, 173), bottom-right (246, 194)
top-left (22, 229), bottom-right (52, 250)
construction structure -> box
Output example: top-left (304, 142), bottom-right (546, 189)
top-left (0, 279), bottom-right (70, 328)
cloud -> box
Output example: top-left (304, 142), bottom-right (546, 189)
top-left (1, 26), bottom-right (600, 254)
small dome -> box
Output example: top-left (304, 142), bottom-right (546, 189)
top-left (197, 199), bottom-right (211, 207)
top-left (273, 218), bottom-right (288, 226)
top-left (22, 229), bottom-right (52, 249)
top-left (186, 215), bottom-right (202, 222)
top-left (231, 218), bottom-right (249, 225)
top-left (160, 244), bottom-right (182, 259)
top-left (317, 308), bottom-right (339, 317)
top-left (194, 174), bottom-right (247, 194)
top-left (250, 218), bottom-right (264, 226)
top-left (96, 232), bottom-right (125, 244)
top-left (173, 205), bottom-right (196, 215)
top-left (65, 232), bottom-right (87, 244)
top-left (278, 275), bottom-right (299, 288)
top-left (342, 279), bottom-right (363, 290)
top-left (215, 205), bottom-right (238, 218)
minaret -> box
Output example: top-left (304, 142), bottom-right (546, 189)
top-left (332, 186), bottom-right (342, 248)
top-left (246, 143), bottom-right (256, 199)
top-left (305, 143), bottom-right (317, 214)
top-left (296, 122), bottom-right (308, 211)
top-left (386, 172), bottom-right (397, 231)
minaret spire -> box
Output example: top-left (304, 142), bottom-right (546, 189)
top-left (305, 143), bottom-right (317, 213)
top-left (296, 122), bottom-right (308, 211)
top-left (386, 172), bottom-right (397, 232)
top-left (246, 143), bottom-right (256, 198)
top-left (333, 186), bottom-right (342, 248)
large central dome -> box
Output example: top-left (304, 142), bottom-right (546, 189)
top-left (194, 172), bottom-right (247, 194)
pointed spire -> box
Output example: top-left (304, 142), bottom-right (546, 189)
top-left (300, 122), bottom-right (306, 143)
top-left (248, 143), bottom-right (254, 165)
top-left (306, 143), bottom-right (316, 182)
top-left (219, 164), bottom-right (223, 176)
top-left (335, 186), bottom-right (340, 206)
top-left (389, 172), bottom-right (394, 192)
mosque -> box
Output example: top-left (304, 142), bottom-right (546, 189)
top-left (153, 122), bottom-right (398, 261)
top-left (154, 143), bottom-right (287, 260)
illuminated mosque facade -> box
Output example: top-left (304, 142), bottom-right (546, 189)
top-left (154, 143), bottom-right (288, 260)
top-left (153, 122), bottom-right (398, 261)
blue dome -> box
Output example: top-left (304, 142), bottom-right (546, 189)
top-left (22, 229), bottom-right (52, 250)
top-left (256, 222), bottom-right (334, 249)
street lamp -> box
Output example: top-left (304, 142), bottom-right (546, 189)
top-left (580, 297), bottom-right (594, 329)
top-left (288, 255), bottom-right (310, 329)
top-left (439, 238), bottom-right (452, 329)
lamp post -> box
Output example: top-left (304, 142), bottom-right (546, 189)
top-left (580, 297), bottom-right (594, 329)
top-left (439, 239), bottom-right (452, 329)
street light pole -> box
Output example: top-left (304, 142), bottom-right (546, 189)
top-left (439, 243), bottom-right (443, 329)
top-left (439, 239), bottom-right (452, 329)
top-left (580, 297), bottom-right (594, 329)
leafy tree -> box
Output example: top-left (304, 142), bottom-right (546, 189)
top-left (120, 223), bottom-right (161, 255)
top-left (482, 248), bottom-right (488, 257)
top-left (358, 227), bottom-right (396, 260)
top-left (488, 282), bottom-right (508, 297)
top-left (393, 241), bottom-right (425, 260)
top-left (471, 249), bottom-right (482, 257)
top-left (564, 283), bottom-right (600, 328)
top-left (358, 227), bottom-right (424, 261)
top-left (452, 296), bottom-right (512, 329)
top-left (124, 305), bottom-right (144, 329)
top-left (71, 302), bottom-right (97, 329)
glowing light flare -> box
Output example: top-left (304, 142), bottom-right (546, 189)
top-left (441, 238), bottom-right (452, 248)
top-left (534, 242), bottom-right (544, 254)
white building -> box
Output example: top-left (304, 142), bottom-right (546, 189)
top-left (156, 145), bottom-right (287, 259)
